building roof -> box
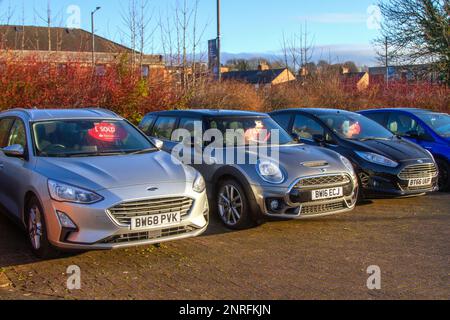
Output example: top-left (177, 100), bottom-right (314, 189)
top-left (368, 64), bottom-right (434, 75)
top-left (0, 25), bottom-right (133, 53)
top-left (1, 108), bottom-right (121, 121)
top-left (342, 72), bottom-right (367, 81)
top-left (222, 68), bottom-right (287, 84)
top-left (149, 109), bottom-right (267, 118)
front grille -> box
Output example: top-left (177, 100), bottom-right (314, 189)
top-left (301, 201), bottom-right (347, 217)
top-left (398, 163), bottom-right (438, 180)
top-left (108, 197), bottom-right (194, 226)
top-left (101, 226), bottom-right (196, 244)
top-left (294, 174), bottom-right (351, 189)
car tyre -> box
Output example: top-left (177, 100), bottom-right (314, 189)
top-left (216, 179), bottom-right (254, 230)
top-left (436, 158), bottom-right (449, 192)
top-left (26, 197), bottom-right (59, 259)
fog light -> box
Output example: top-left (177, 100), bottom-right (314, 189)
top-left (57, 211), bottom-right (77, 229)
top-left (270, 200), bottom-right (281, 211)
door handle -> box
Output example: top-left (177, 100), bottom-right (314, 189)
top-left (0, 163), bottom-right (4, 169)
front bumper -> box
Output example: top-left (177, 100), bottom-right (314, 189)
top-left (250, 173), bottom-right (358, 220)
top-left (42, 183), bottom-right (209, 250)
top-left (357, 160), bottom-right (439, 198)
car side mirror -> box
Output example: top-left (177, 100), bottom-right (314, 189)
top-left (2, 144), bottom-right (25, 158)
top-left (312, 134), bottom-right (325, 145)
top-left (151, 138), bottom-right (164, 150)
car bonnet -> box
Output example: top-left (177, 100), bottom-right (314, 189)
top-left (35, 151), bottom-right (191, 191)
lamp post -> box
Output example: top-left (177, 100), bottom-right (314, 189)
top-left (217, 0), bottom-right (221, 81)
top-left (91, 6), bottom-right (101, 66)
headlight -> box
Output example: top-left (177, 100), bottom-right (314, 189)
top-left (257, 160), bottom-right (285, 184)
top-left (192, 173), bottom-right (206, 193)
top-left (48, 180), bottom-right (103, 204)
top-left (340, 155), bottom-right (354, 173)
top-left (355, 151), bottom-right (398, 168)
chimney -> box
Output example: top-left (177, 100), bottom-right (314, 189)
top-left (258, 61), bottom-right (270, 71)
top-left (300, 66), bottom-right (309, 77)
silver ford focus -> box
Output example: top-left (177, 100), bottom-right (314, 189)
top-left (0, 108), bottom-right (209, 258)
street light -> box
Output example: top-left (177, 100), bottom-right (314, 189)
top-left (217, 0), bottom-right (221, 81)
top-left (91, 6), bottom-right (101, 65)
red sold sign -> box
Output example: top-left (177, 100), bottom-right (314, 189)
top-left (88, 122), bottom-right (125, 142)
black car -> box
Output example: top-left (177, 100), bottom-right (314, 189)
top-left (270, 108), bottom-right (439, 198)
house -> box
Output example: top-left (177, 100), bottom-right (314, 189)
top-left (222, 62), bottom-right (296, 88)
top-left (341, 71), bottom-right (370, 91)
top-left (368, 64), bottom-right (441, 83)
top-left (0, 25), bottom-right (165, 76)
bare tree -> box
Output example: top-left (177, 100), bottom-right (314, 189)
top-left (157, 0), bottom-right (208, 88)
top-left (120, 0), bottom-right (158, 72)
top-left (0, 0), bottom-right (16, 49)
top-left (280, 22), bottom-right (315, 78)
top-left (375, 0), bottom-right (450, 84)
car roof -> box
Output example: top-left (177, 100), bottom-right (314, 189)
top-left (0, 108), bottom-right (121, 121)
top-left (271, 108), bottom-right (359, 116)
top-left (147, 109), bottom-right (268, 118)
top-left (359, 108), bottom-right (438, 114)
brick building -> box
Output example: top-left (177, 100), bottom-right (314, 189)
top-left (222, 62), bottom-right (296, 88)
top-left (0, 25), bottom-right (164, 75)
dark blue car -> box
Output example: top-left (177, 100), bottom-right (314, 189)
top-left (359, 108), bottom-right (450, 191)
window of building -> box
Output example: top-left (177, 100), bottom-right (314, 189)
top-left (141, 65), bottom-right (150, 78)
top-left (95, 64), bottom-right (107, 76)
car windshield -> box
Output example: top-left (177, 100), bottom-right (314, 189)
top-left (33, 119), bottom-right (156, 157)
top-left (209, 117), bottom-right (295, 146)
top-left (318, 112), bottom-right (394, 141)
top-left (415, 112), bottom-right (450, 138)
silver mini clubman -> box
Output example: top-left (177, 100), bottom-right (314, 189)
top-left (0, 108), bottom-right (209, 258)
top-left (140, 110), bottom-right (359, 230)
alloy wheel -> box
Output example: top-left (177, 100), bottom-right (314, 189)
top-left (28, 205), bottom-right (43, 250)
top-left (218, 185), bottom-right (243, 226)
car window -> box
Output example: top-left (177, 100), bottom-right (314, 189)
top-left (364, 112), bottom-right (388, 127)
top-left (151, 117), bottom-right (177, 140)
top-left (179, 118), bottom-right (203, 135)
top-left (271, 113), bottom-right (292, 130)
top-left (415, 112), bottom-right (450, 138)
top-left (138, 115), bottom-right (156, 135)
top-left (292, 115), bottom-right (325, 141)
top-left (8, 119), bottom-right (27, 148)
top-left (387, 113), bottom-right (426, 138)
top-left (0, 118), bottom-right (14, 148)
top-left (209, 117), bottom-right (294, 146)
top-left (33, 119), bottom-right (154, 157)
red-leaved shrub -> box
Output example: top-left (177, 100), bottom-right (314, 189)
top-left (0, 55), bottom-right (448, 123)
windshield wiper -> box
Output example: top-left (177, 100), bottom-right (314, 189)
top-left (357, 137), bottom-right (391, 142)
top-left (129, 148), bottom-right (158, 155)
top-left (64, 151), bottom-right (128, 157)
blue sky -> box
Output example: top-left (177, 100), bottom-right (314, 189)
top-left (1, 0), bottom-right (384, 65)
